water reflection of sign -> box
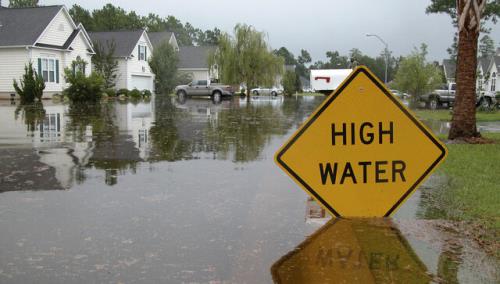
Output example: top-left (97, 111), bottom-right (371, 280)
top-left (275, 66), bottom-right (447, 217)
top-left (271, 219), bottom-right (430, 283)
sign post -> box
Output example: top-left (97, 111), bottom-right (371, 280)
top-left (275, 66), bottom-right (447, 217)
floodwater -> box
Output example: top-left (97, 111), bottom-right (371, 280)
top-left (0, 96), bottom-right (498, 283)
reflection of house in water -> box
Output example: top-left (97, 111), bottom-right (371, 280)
top-left (0, 102), bottom-right (94, 190)
top-left (113, 101), bottom-right (155, 159)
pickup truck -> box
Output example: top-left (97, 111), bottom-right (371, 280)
top-left (420, 83), bottom-right (456, 110)
top-left (421, 82), bottom-right (497, 109)
top-left (175, 80), bottom-right (234, 102)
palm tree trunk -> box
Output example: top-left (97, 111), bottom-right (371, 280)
top-left (448, 2), bottom-right (481, 140)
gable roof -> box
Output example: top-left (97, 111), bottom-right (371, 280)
top-left (442, 59), bottom-right (456, 81)
top-left (178, 46), bottom-right (215, 69)
top-left (478, 57), bottom-right (490, 73)
top-left (0, 5), bottom-right (63, 47)
top-left (89, 30), bottom-right (146, 58)
top-left (148, 31), bottom-right (173, 48)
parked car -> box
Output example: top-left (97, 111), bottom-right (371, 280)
top-left (175, 80), bottom-right (234, 102)
top-left (250, 87), bottom-right (282, 96)
top-left (420, 83), bottom-right (456, 110)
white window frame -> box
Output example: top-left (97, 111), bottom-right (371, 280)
top-left (41, 58), bottom-right (57, 83)
top-left (139, 45), bottom-right (146, 61)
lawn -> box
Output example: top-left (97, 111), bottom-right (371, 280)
top-left (423, 132), bottom-right (500, 255)
top-left (414, 109), bottom-right (500, 122)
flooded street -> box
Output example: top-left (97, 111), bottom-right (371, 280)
top-left (0, 96), bottom-right (498, 283)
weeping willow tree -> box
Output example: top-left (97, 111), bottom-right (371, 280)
top-left (209, 24), bottom-right (284, 100)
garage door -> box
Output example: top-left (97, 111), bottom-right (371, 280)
top-left (131, 75), bottom-right (153, 92)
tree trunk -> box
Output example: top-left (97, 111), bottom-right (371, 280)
top-left (246, 84), bottom-right (251, 102)
top-left (448, 26), bottom-right (480, 140)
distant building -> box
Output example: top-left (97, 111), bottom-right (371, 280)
top-left (147, 31), bottom-right (179, 51)
top-left (177, 46), bottom-right (218, 82)
top-left (89, 30), bottom-right (155, 92)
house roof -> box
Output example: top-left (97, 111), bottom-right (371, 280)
top-left (442, 59), bottom-right (456, 80)
top-left (89, 30), bottom-right (145, 58)
top-left (148, 31), bottom-right (173, 48)
top-left (0, 5), bottom-right (63, 46)
top-left (178, 46), bottom-right (215, 69)
top-left (478, 57), bottom-right (490, 73)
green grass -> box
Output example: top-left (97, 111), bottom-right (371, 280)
top-left (414, 109), bottom-right (500, 122)
top-left (426, 133), bottom-right (500, 253)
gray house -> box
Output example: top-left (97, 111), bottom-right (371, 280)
top-left (148, 31), bottom-right (179, 51)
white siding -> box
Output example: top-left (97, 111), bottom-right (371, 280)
top-left (0, 48), bottom-right (29, 98)
top-left (67, 32), bottom-right (92, 77)
top-left (30, 48), bottom-right (65, 94)
top-left (114, 59), bottom-right (128, 90)
top-left (178, 69), bottom-right (209, 82)
top-left (37, 9), bottom-right (74, 47)
top-left (127, 33), bottom-right (154, 91)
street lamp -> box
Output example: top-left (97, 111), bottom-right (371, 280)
top-left (366, 33), bottom-right (389, 84)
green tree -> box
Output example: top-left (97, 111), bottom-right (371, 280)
top-left (69, 5), bottom-right (93, 30)
top-left (282, 70), bottom-right (297, 95)
top-left (8, 0), bottom-right (38, 8)
top-left (63, 59), bottom-right (105, 102)
top-left (298, 49), bottom-right (312, 65)
top-left (13, 62), bottom-right (45, 103)
top-left (209, 24), bottom-right (284, 100)
top-left (92, 40), bottom-right (118, 89)
top-left (149, 41), bottom-right (178, 94)
top-left (479, 34), bottom-right (495, 58)
top-left (393, 44), bottom-right (443, 108)
top-left (91, 4), bottom-right (143, 31)
top-left (274, 47), bottom-right (297, 65)
top-left (427, 0), bottom-right (500, 140)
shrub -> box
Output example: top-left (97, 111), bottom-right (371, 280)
top-left (129, 88), bottom-right (142, 99)
top-left (105, 88), bottom-right (117, 97)
top-left (13, 62), bottom-right (45, 103)
top-left (117, 88), bottom-right (129, 96)
top-left (63, 60), bottom-right (104, 102)
top-left (142, 89), bottom-right (152, 98)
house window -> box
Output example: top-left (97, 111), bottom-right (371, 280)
top-left (138, 45), bottom-right (147, 61)
top-left (491, 72), bottom-right (496, 92)
top-left (41, 58), bottom-right (57, 83)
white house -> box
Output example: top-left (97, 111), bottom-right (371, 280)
top-left (0, 5), bottom-right (95, 99)
top-left (178, 46), bottom-right (218, 82)
top-left (89, 30), bottom-right (155, 92)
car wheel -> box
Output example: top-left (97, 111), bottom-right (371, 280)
top-left (428, 97), bottom-right (439, 110)
top-left (212, 91), bottom-right (222, 103)
top-left (480, 97), bottom-right (492, 109)
top-left (271, 91), bottom-right (277, 97)
top-left (253, 90), bottom-right (259, 96)
top-left (177, 90), bottom-right (187, 104)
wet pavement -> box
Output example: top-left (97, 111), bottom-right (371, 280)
top-left (0, 96), bottom-right (499, 283)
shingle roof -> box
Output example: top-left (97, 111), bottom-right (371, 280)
top-left (178, 46), bottom-right (215, 69)
top-left (478, 57), bottom-right (490, 73)
top-left (89, 30), bottom-right (145, 58)
top-left (0, 5), bottom-right (62, 46)
top-left (148, 31), bottom-right (173, 48)
top-left (442, 59), bottom-right (456, 80)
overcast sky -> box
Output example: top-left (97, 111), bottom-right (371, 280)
top-left (34, 0), bottom-right (500, 62)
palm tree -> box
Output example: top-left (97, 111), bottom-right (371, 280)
top-left (448, 0), bottom-right (486, 140)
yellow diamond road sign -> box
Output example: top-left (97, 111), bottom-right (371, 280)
top-left (275, 66), bottom-right (447, 217)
